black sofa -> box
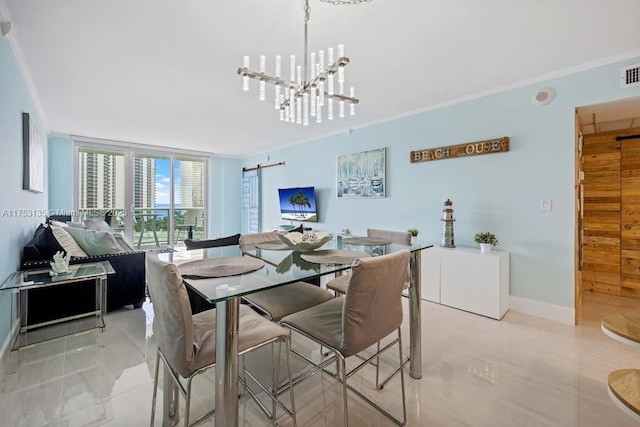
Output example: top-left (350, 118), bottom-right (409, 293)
top-left (21, 222), bottom-right (146, 325)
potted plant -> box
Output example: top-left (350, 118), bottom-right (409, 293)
top-left (408, 228), bottom-right (419, 244)
top-left (474, 231), bottom-right (498, 254)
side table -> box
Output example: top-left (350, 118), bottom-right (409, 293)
top-left (601, 316), bottom-right (640, 422)
top-left (0, 260), bottom-right (114, 372)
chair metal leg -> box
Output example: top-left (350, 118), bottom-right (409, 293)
top-left (375, 340), bottom-right (381, 388)
top-left (272, 342), bottom-right (279, 421)
top-left (163, 363), bottom-right (180, 427)
top-left (398, 328), bottom-right (407, 425)
top-left (286, 339), bottom-right (298, 427)
top-left (184, 376), bottom-right (194, 427)
top-left (150, 348), bottom-right (161, 427)
top-left (341, 356), bottom-right (349, 427)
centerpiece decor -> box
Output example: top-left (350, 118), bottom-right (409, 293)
top-left (277, 231), bottom-right (333, 252)
top-left (49, 251), bottom-right (71, 275)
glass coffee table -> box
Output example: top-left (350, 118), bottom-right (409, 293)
top-left (0, 260), bottom-right (114, 370)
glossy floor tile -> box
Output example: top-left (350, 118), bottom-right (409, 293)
top-left (1, 292), bottom-right (640, 426)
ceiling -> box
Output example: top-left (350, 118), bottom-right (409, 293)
top-left (2, 0), bottom-right (640, 157)
top-left (577, 96), bottom-right (640, 135)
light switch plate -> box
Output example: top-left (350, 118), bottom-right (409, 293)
top-left (540, 199), bottom-right (552, 212)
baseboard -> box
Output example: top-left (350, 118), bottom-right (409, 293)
top-left (509, 296), bottom-right (575, 325)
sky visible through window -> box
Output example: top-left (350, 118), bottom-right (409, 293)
top-left (154, 159), bottom-right (181, 206)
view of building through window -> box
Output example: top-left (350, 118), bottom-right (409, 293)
top-left (77, 148), bottom-right (206, 248)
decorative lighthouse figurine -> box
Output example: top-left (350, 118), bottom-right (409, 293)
top-left (440, 199), bottom-right (455, 248)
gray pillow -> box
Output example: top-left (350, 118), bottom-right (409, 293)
top-left (84, 219), bottom-right (113, 232)
top-left (64, 227), bottom-right (122, 256)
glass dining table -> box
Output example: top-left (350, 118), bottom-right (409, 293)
top-left (158, 236), bottom-right (433, 427)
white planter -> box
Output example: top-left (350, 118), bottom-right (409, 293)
top-left (411, 236), bottom-right (417, 244)
top-left (480, 243), bottom-right (492, 254)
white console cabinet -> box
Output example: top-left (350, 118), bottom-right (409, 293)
top-left (421, 246), bottom-right (509, 320)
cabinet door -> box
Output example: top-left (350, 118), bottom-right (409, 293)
top-left (440, 250), bottom-right (502, 319)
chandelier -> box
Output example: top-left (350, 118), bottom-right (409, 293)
top-left (237, 0), bottom-right (366, 125)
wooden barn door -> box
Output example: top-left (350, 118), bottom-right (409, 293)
top-left (582, 128), bottom-right (640, 298)
top-left (621, 135), bottom-right (640, 298)
top-left (582, 132), bottom-right (621, 296)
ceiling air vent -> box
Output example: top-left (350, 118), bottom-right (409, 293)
top-left (621, 63), bottom-right (640, 88)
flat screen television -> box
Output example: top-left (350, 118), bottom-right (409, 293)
top-left (278, 186), bottom-right (318, 223)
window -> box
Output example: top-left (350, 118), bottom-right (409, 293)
top-left (74, 140), bottom-right (209, 249)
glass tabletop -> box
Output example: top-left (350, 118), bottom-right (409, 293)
top-left (158, 237), bottom-right (433, 304)
top-left (0, 260), bottom-right (115, 291)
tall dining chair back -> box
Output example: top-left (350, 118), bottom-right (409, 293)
top-left (146, 251), bottom-right (297, 427)
top-left (367, 228), bottom-right (412, 246)
top-left (328, 227), bottom-right (411, 296)
top-left (281, 250), bottom-right (411, 426)
top-left (176, 208), bottom-right (203, 240)
top-left (327, 228), bottom-right (412, 389)
top-left (239, 231), bottom-right (333, 322)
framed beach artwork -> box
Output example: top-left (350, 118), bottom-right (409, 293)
top-left (337, 147), bottom-right (386, 198)
top-left (22, 112), bottom-right (44, 193)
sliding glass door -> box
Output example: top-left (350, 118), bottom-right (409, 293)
top-left (75, 143), bottom-right (208, 249)
top-left (174, 157), bottom-right (206, 242)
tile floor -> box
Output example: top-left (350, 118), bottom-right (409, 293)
top-left (1, 292), bottom-right (640, 426)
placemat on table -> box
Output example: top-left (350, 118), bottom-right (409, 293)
top-left (342, 237), bottom-right (393, 246)
top-left (178, 256), bottom-right (265, 278)
top-left (301, 250), bottom-right (371, 264)
top-left (255, 240), bottom-right (291, 250)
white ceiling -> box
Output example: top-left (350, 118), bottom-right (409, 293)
top-left (3, 0), bottom-right (640, 157)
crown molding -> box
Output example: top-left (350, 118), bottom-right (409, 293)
top-left (0, 0), bottom-right (50, 134)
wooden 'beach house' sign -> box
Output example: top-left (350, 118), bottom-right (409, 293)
top-left (410, 137), bottom-right (509, 163)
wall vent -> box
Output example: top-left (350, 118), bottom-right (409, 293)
top-left (621, 63), bottom-right (640, 88)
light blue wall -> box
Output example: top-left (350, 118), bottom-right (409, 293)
top-left (48, 136), bottom-right (73, 210)
top-left (242, 57), bottom-right (640, 310)
top-left (0, 38), bottom-right (49, 346)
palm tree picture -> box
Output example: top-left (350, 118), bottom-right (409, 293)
top-left (278, 187), bottom-right (318, 222)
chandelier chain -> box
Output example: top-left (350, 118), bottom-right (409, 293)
top-left (303, 0), bottom-right (310, 24)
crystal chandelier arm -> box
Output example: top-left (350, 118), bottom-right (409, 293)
top-left (326, 92), bottom-right (359, 104)
top-left (307, 56), bottom-right (350, 88)
top-left (237, 68), bottom-right (301, 91)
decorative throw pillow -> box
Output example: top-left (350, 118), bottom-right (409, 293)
top-left (84, 219), bottom-right (114, 233)
top-left (31, 224), bottom-right (66, 259)
top-left (64, 227), bottom-right (123, 256)
top-left (49, 220), bottom-right (68, 228)
top-left (50, 225), bottom-right (88, 258)
top-left (112, 232), bottom-right (134, 252)
top-left (66, 221), bottom-right (87, 229)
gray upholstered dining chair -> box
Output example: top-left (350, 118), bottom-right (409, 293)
top-left (326, 228), bottom-right (412, 390)
top-left (146, 251), bottom-right (297, 427)
top-left (238, 232), bottom-right (334, 322)
top-left (280, 250), bottom-right (411, 427)
top-left (327, 228), bottom-right (411, 296)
